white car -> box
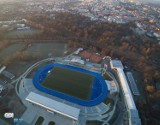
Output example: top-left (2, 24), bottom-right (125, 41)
top-left (4, 113), bottom-right (14, 118)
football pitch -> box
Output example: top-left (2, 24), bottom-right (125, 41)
top-left (41, 66), bottom-right (94, 100)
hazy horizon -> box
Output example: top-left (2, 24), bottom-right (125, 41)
top-left (0, 0), bottom-right (160, 4)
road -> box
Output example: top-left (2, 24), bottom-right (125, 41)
top-left (10, 58), bottom-right (54, 85)
top-left (101, 58), bottom-right (120, 125)
top-left (101, 57), bottom-right (124, 125)
top-left (102, 72), bottom-right (120, 125)
top-left (112, 100), bottom-right (126, 125)
top-left (14, 58), bottom-right (55, 96)
top-left (0, 119), bottom-right (11, 125)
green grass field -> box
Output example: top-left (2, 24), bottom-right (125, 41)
top-left (0, 43), bottom-right (25, 61)
top-left (27, 42), bottom-right (67, 58)
top-left (42, 66), bottom-right (94, 100)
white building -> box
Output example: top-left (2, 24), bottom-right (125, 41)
top-left (0, 66), bottom-right (6, 74)
top-left (17, 27), bottom-right (30, 30)
top-left (74, 48), bottom-right (83, 55)
top-left (70, 58), bottom-right (84, 65)
top-left (26, 92), bottom-right (80, 121)
top-left (106, 80), bottom-right (118, 94)
top-left (17, 24), bottom-right (25, 27)
top-left (110, 60), bottom-right (141, 125)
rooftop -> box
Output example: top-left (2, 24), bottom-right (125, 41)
top-left (79, 51), bottom-right (102, 63)
top-left (25, 92), bottom-right (80, 121)
top-left (110, 60), bottom-right (124, 69)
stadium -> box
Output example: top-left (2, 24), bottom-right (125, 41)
top-left (32, 63), bottom-right (109, 106)
top-left (17, 55), bottom-right (140, 125)
top-left (19, 58), bottom-right (117, 125)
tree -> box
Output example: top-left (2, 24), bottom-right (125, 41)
top-left (146, 85), bottom-right (154, 92)
top-left (120, 42), bottom-right (129, 51)
top-left (13, 51), bottom-right (22, 60)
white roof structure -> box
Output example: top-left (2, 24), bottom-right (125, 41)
top-left (110, 60), bottom-right (124, 69)
top-left (110, 60), bottom-right (141, 125)
top-left (74, 48), bottom-right (83, 54)
top-left (0, 66), bottom-right (6, 74)
top-left (117, 68), bottom-right (136, 109)
top-left (0, 85), bottom-right (3, 93)
top-left (71, 58), bottom-right (84, 64)
top-left (106, 80), bottom-right (118, 94)
top-left (25, 92), bottom-right (80, 121)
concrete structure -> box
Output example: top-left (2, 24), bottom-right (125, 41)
top-left (25, 92), bottom-right (80, 121)
top-left (70, 58), bottom-right (85, 65)
top-left (0, 85), bottom-right (3, 94)
top-left (17, 27), bottom-right (30, 30)
top-left (126, 72), bottom-right (140, 96)
top-left (17, 24), bottom-right (25, 27)
top-left (2, 70), bottom-right (15, 79)
top-left (106, 80), bottom-right (118, 94)
top-left (0, 66), bottom-right (6, 74)
top-left (110, 60), bottom-right (141, 125)
top-left (0, 80), bottom-right (4, 85)
top-left (74, 48), bottom-right (83, 55)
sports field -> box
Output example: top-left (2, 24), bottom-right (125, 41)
top-left (41, 66), bottom-right (94, 100)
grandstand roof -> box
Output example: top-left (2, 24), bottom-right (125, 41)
top-left (25, 92), bottom-right (80, 121)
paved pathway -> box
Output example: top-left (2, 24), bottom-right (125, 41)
top-left (0, 119), bottom-right (11, 125)
top-left (21, 104), bottom-right (38, 124)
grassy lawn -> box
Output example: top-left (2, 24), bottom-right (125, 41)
top-left (34, 116), bottom-right (44, 125)
top-left (26, 42), bottom-right (67, 58)
top-left (48, 121), bottom-right (55, 125)
top-left (7, 29), bottom-right (41, 38)
top-left (0, 43), bottom-right (25, 61)
top-left (42, 66), bottom-right (94, 100)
